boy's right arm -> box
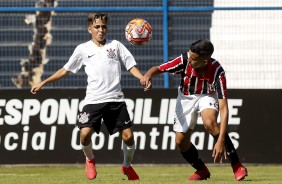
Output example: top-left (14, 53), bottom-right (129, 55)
top-left (30, 67), bottom-right (70, 94)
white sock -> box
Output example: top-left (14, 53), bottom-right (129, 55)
top-left (122, 141), bottom-right (136, 167)
top-left (81, 143), bottom-right (94, 160)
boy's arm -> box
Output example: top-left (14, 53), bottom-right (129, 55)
top-left (143, 66), bottom-right (163, 78)
top-left (129, 66), bottom-right (143, 79)
top-left (140, 66), bottom-right (163, 91)
top-left (213, 98), bottom-right (229, 163)
top-left (129, 66), bottom-right (153, 91)
top-left (30, 67), bottom-right (70, 94)
top-left (218, 98), bottom-right (229, 141)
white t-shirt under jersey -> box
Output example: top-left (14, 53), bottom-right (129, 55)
top-left (64, 39), bottom-right (136, 105)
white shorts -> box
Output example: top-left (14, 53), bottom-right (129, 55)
top-left (173, 90), bottom-right (219, 133)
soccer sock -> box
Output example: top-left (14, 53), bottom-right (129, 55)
top-left (181, 143), bottom-right (205, 170)
top-left (122, 141), bottom-right (136, 167)
top-left (213, 134), bottom-right (240, 166)
top-left (81, 142), bottom-right (95, 161)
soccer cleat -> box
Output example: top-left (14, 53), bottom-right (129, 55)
top-left (188, 166), bottom-right (211, 181)
top-left (121, 164), bottom-right (140, 180)
top-left (85, 158), bottom-right (97, 180)
top-left (233, 162), bottom-right (248, 181)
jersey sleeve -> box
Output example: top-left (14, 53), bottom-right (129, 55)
top-left (215, 71), bottom-right (227, 99)
top-left (159, 53), bottom-right (187, 74)
top-left (117, 41), bottom-right (137, 70)
top-left (63, 45), bottom-right (84, 74)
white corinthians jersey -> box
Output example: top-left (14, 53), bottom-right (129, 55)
top-left (64, 39), bottom-right (136, 105)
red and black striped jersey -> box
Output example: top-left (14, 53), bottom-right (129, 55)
top-left (159, 52), bottom-right (227, 99)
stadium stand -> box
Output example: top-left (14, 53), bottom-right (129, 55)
top-left (0, 0), bottom-right (213, 89)
top-left (1, 0), bottom-right (281, 89)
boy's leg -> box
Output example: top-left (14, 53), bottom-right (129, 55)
top-left (201, 108), bottom-right (248, 181)
top-left (176, 131), bottom-right (210, 181)
top-left (121, 127), bottom-right (135, 168)
top-left (120, 128), bottom-right (139, 180)
top-left (80, 127), bottom-right (97, 180)
top-left (214, 134), bottom-right (248, 181)
top-left (77, 104), bottom-right (105, 180)
top-left (103, 103), bottom-right (139, 180)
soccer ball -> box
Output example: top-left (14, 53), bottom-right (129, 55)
top-left (125, 18), bottom-right (152, 46)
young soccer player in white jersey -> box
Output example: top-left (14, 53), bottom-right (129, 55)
top-left (140, 39), bottom-right (248, 181)
top-left (31, 13), bottom-right (141, 181)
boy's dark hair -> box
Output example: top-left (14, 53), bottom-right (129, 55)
top-left (190, 39), bottom-right (214, 57)
top-left (87, 13), bottom-right (108, 25)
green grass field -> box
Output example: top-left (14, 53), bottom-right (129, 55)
top-left (0, 164), bottom-right (281, 184)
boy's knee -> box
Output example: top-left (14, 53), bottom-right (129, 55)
top-left (204, 121), bottom-right (220, 136)
top-left (122, 135), bottom-right (134, 146)
top-left (80, 128), bottom-right (93, 146)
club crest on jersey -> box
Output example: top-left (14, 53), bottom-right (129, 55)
top-left (107, 48), bottom-right (116, 59)
top-left (78, 112), bottom-right (90, 124)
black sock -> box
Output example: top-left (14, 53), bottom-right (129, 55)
top-left (180, 143), bottom-right (205, 170)
top-left (213, 134), bottom-right (240, 166)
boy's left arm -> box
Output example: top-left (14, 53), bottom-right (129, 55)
top-left (218, 98), bottom-right (229, 141)
top-left (213, 98), bottom-right (229, 163)
top-left (129, 66), bottom-right (143, 79)
top-left (129, 66), bottom-right (152, 90)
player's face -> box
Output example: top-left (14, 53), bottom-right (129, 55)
top-left (88, 18), bottom-right (107, 45)
top-left (188, 50), bottom-right (208, 69)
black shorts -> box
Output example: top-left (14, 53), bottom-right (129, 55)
top-left (77, 102), bottom-right (132, 135)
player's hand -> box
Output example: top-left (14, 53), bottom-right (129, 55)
top-left (140, 74), bottom-right (152, 91)
top-left (144, 81), bottom-right (152, 91)
top-left (212, 141), bottom-right (227, 163)
top-left (30, 83), bottom-right (43, 94)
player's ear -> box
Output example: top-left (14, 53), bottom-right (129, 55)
top-left (201, 58), bottom-right (209, 65)
top-left (203, 56), bottom-right (211, 64)
top-left (88, 26), bottom-right (91, 34)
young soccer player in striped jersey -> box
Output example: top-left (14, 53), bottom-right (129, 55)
top-left (140, 39), bottom-right (248, 181)
top-left (31, 13), bottom-right (141, 181)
